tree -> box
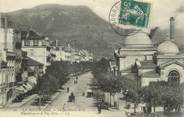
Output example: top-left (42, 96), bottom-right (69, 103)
top-left (119, 76), bottom-right (139, 103)
top-left (140, 81), bottom-right (184, 112)
top-left (37, 61), bottom-right (92, 96)
top-left (91, 58), bottom-right (109, 76)
top-left (95, 72), bottom-right (121, 93)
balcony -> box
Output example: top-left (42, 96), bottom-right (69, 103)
top-left (6, 51), bottom-right (16, 60)
top-left (0, 61), bottom-right (7, 68)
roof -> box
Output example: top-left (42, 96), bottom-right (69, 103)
top-left (140, 60), bottom-right (156, 69)
top-left (141, 71), bottom-right (160, 78)
top-left (21, 30), bottom-right (45, 40)
top-left (25, 57), bottom-right (43, 66)
top-left (158, 40), bottom-right (179, 55)
top-left (160, 60), bottom-right (184, 69)
top-left (27, 67), bottom-right (34, 72)
top-left (125, 33), bottom-right (153, 48)
top-left (123, 72), bottom-right (137, 80)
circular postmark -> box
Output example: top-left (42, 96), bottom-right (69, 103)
top-left (109, 1), bottom-right (142, 36)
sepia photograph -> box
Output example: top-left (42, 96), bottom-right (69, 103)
top-left (0, 0), bottom-right (184, 116)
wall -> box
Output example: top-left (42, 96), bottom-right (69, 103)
top-left (118, 48), bottom-right (156, 72)
top-left (104, 92), bottom-right (118, 107)
top-left (0, 28), bottom-right (14, 51)
top-left (0, 68), bottom-right (15, 106)
top-left (22, 47), bottom-right (47, 66)
top-left (161, 64), bottom-right (184, 83)
top-left (141, 77), bottom-right (160, 87)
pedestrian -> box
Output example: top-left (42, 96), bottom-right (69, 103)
top-left (63, 103), bottom-right (66, 111)
top-left (73, 95), bottom-right (75, 102)
top-left (97, 103), bottom-right (101, 114)
top-left (82, 92), bottom-right (85, 96)
top-left (74, 79), bottom-right (77, 84)
top-left (67, 87), bottom-right (69, 93)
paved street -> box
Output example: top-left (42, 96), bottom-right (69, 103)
top-left (45, 72), bottom-right (96, 111)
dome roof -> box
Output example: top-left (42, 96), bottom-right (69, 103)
top-left (157, 40), bottom-right (179, 55)
top-left (125, 33), bottom-right (153, 47)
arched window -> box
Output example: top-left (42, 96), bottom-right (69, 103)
top-left (168, 70), bottom-right (180, 84)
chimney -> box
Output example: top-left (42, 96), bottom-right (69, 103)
top-left (170, 17), bottom-right (175, 40)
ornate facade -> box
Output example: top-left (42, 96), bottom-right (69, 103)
top-left (114, 17), bottom-right (184, 87)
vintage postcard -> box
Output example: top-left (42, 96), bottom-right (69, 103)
top-left (0, 0), bottom-right (184, 117)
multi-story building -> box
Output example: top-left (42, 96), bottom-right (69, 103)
top-left (114, 17), bottom-right (184, 87)
top-left (0, 15), bottom-right (20, 107)
top-left (50, 46), bottom-right (64, 61)
top-left (50, 44), bottom-right (73, 62)
top-left (21, 30), bottom-right (49, 72)
top-left (50, 43), bottom-right (94, 63)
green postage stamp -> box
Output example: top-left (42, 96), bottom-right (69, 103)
top-left (119, 0), bottom-right (151, 28)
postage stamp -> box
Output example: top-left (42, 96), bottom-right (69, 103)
top-left (109, 0), bottom-right (151, 36)
top-left (119, 0), bottom-right (151, 27)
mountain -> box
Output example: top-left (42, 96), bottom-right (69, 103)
top-left (6, 4), bottom-right (184, 58)
top-left (7, 4), bottom-right (125, 58)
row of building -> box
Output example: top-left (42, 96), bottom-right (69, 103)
top-left (0, 15), bottom-right (93, 107)
top-left (50, 44), bottom-right (93, 63)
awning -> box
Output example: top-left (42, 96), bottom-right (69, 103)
top-left (28, 82), bottom-right (35, 87)
top-left (15, 86), bottom-right (28, 94)
top-left (21, 85), bottom-right (28, 93)
top-left (27, 67), bottom-right (34, 73)
top-left (23, 84), bottom-right (31, 91)
top-left (26, 83), bottom-right (33, 90)
top-left (87, 89), bottom-right (93, 93)
top-left (16, 86), bottom-right (25, 91)
top-left (28, 76), bottom-right (37, 84)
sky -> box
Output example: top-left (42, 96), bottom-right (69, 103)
top-left (1, 0), bottom-right (184, 29)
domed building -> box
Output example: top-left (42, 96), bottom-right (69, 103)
top-left (114, 32), bottom-right (156, 76)
top-left (114, 17), bottom-right (184, 87)
top-left (125, 32), bottom-right (153, 48)
top-left (157, 40), bottom-right (179, 55)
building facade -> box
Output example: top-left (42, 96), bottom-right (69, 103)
top-left (21, 30), bottom-right (48, 72)
top-left (114, 17), bottom-right (184, 87)
top-left (50, 44), bottom-right (94, 63)
top-left (0, 16), bottom-right (19, 107)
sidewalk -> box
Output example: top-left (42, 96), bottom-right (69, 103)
top-left (44, 76), bottom-right (77, 111)
top-left (6, 94), bottom-right (39, 108)
top-left (42, 90), bottom-right (62, 110)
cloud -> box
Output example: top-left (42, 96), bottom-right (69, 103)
top-left (150, 0), bottom-right (184, 29)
